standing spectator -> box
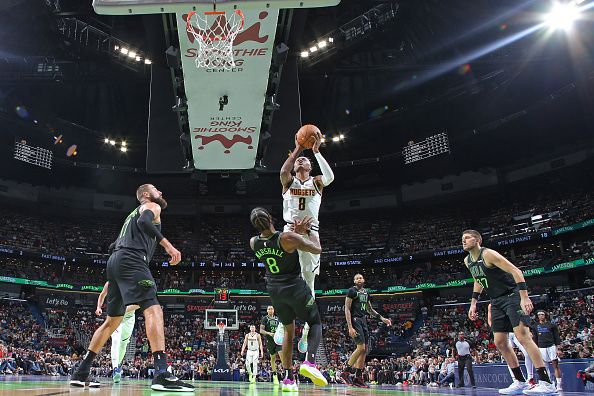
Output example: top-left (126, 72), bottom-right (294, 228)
top-left (455, 331), bottom-right (476, 388)
top-left (534, 311), bottom-right (563, 390)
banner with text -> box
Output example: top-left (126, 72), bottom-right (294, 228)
top-left (177, 9), bottom-right (279, 169)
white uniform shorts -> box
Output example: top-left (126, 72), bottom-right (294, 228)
top-left (283, 225), bottom-right (320, 275)
top-left (246, 350), bottom-right (260, 364)
top-left (539, 345), bottom-right (558, 362)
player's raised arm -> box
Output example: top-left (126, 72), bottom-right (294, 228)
top-left (312, 131), bottom-right (334, 189)
top-left (138, 202), bottom-right (181, 265)
top-left (280, 135), bottom-right (303, 190)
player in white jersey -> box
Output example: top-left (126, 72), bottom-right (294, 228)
top-left (96, 281), bottom-right (136, 383)
top-left (242, 325), bottom-right (263, 383)
top-left (278, 131), bottom-right (334, 353)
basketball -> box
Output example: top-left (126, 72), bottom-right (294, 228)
top-left (296, 124), bottom-right (320, 149)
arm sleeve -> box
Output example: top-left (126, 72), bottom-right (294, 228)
top-left (137, 210), bottom-right (165, 243)
top-left (314, 152), bottom-right (334, 186)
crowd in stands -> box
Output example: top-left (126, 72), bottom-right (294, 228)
top-left (0, 186), bottom-right (591, 266)
top-left (1, 283), bottom-right (593, 386)
top-left (1, 234), bottom-right (591, 295)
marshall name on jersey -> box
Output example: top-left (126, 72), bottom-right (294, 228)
top-left (283, 177), bottom-right (322, 226)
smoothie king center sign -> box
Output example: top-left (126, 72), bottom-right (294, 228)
top-left (178, 10), bottom-right (279, 169)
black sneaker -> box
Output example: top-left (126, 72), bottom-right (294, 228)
top-left (151, 371), bottom-right (195, 392)
top-left (70, 371), bottom-right (100, 388)
top-left (340, 371), bottom-right (353, 385)
top-left (352, 377), bottom-right (370, 388)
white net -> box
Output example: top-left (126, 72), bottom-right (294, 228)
top-left (186, 10), bottom-right (245, 70)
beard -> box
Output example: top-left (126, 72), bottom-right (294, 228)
top-left (152, 195), bottom-right (168, 209)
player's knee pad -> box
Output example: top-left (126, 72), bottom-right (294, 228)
top-left (136, 297), bottom-right (160, 312)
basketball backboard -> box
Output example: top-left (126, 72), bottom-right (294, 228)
top-left (205, 309), bottom-right (239, 330)
top-left (93, 0), bottom-right (340, 15)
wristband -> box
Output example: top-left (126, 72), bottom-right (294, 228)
top-left (516, 282), bottom-right (527, 291)
top-left (471, 292), bottom-right (481, 301)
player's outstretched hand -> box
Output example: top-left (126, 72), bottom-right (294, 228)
top-left (468, 304), bottom-right (478, 321)
top-left (348, 327), bottom-right (358, 338)
top-left (293, 216), bottom-right (314, 235)
top-left (166, 245), bottom-right (182, 265)
top-left (95, 307), bottom-right (102, 316)
top-left (381, 317), bottom-right (392, 327)
top-left (312, 131), bottom-right (323, 153)
top-left (520, 296), bottom-right (533, 315)
top-left (294, 134), bottom-right (303, 152)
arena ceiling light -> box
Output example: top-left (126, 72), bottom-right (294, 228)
top-left (545, 1), bottom-right (581, 30)
top-left (300, 51), bottom-right (309, 58)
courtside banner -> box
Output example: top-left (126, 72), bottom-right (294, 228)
top-left (177, 9), bottom-right (279, 170)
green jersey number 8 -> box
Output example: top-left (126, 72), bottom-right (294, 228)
top-left (266, 257), bottom-right (280, 274)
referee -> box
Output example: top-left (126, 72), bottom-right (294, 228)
top-left (455, 332), bottom-right (476, 388)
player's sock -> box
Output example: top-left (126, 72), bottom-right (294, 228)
top-left (511, 366), bottom-right (526, 382)
top-left (305, 323), bottom-right (322, 363)
top-left (118, 313), bottom-right (135, 364)
top-left (153, 351), bottom-right (168, 375)
top-left (285, 369), bottom-right (294, 380)
top-left (111, 329), bottom-right (121, 369)
top-left (536, 367), bottom-right (551, 384)
top-left (302, 323), bottom-right (310, 339)
top-left (355, 368), bottom-right (363, 379)
top-left (78, 350), bottom-right (97, 374)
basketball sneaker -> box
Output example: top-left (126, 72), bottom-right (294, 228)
top-left (70, 371), bottom-right (100, 388)
top-left (113, 366), bottom-right (122, 383)
top-left (528, 378), bottom-right (537, 388)
top-left (281, 378), bottom-right (298, 392)
top-left (499, 380), bottom-right (530, 395)
top-left (151, 371), bottom-right (195, 392)
top-left (352, 377), bottom-right (370, 388)
top-left (299, 360), bottom-right (328, 386)
top-left (522, 381), bottom-right (558, 395)
top-left (274, 323), bottom-right (285, 346)
top-left (340, 371), bottom-right (353, 385)
top-left (249, 373), bottom-right (256, 383)
top-left (273, 373), bottom-right (280, 385)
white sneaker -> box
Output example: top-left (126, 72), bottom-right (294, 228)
top-left (281, 378), bottom-right (298, 392)
top-left (522, 381), bottom-right (558, 395)
top-left (556, 379), bottom-right (562, 391)
top-left (274, 323), bottom-right (285, 346)
top-left (499, 380), bottom-right (530, 395)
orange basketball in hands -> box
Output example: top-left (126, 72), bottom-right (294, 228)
top-left (296, 124), bottom-right (320, 149)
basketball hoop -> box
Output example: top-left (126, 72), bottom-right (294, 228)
top-left (217, 321), bottom-right (226, 341)
top-left (186, 9), bottom-right (245, 70)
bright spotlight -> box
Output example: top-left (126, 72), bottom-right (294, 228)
top-left (310, 46), bottom-right (318, 52)
top-left (328, 37), bottom-right (334, 43)
top-left (104, 138), bottom-right (109, 144)
top-left (300, 51), bottom-right (309, 58)
top-left (128, 51), bottom-right (137, 58)
top-left (317, 40), bottom-right (327, 48)
top-left (121, 141), bottom-right (127, 147)
top-left (339, 134), bottom-right (345, 140)
top-left (120, 147), bottom-right (128, 152)
top-left (120, 47), bottom-right (129, 55)
top-left (114, 45), bottom-right (119, 50)
top-left (109, 140), bottom-right (116, 146)
top-left (144, 59), bottom-right (152, 65)
top-left (545, 2), bottom-right (580, 30)
top-left (332, 136), bottom-right (340, 142)
top-left (135, 56), bottom-right (141, 61)
top-left (321, 136), bottom-right (326, 143)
